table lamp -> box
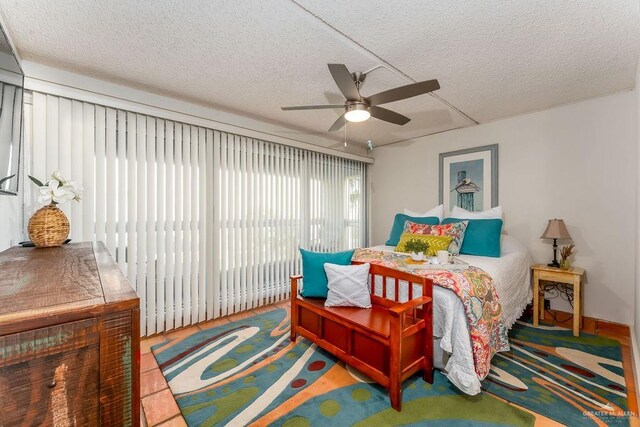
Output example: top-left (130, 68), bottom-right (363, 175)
top-left (540, 219), bottom-right (571, 268)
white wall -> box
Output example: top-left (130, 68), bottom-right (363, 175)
top-left (371, 90), bottom-right (637, 325)
top-left (635, 49), bottom-right (640, 367)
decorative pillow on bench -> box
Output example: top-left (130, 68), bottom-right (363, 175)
top-left (324, 263), bottom-right (372, 308)
top-left (299, 248), bottom-right (355, 298)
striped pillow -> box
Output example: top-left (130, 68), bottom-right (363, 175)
top-left (395, 233), bottom-right (453, 256)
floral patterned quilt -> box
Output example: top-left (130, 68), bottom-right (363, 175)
top-left (352, 248), bottom-right (510, 379)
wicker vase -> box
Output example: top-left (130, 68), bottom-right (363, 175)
top-left (28, 204), bottom-right (70, 248)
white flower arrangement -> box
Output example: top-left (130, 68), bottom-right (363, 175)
top-left (29, 170), bottom-right (83, 206)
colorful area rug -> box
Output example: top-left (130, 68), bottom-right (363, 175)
top-left (484, 320), bottom-right (630, 426)
top-left (152, 308), bottom-right (534, 426)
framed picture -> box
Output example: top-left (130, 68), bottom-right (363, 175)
top-left (439, 144), bottom-right (498, 213)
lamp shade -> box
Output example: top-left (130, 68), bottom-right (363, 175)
top-left (540, 219), bottom-right (572, 240)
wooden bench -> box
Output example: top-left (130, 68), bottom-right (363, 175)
top-left (290, 262), bottom-right (433, 411)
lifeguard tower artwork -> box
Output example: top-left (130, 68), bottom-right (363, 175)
top-left (451, 171), bottom-right (481, 210)
top-left (448, 158), bottom-right (484, 211)
top-left (440, 144), bottom-right (497, 214)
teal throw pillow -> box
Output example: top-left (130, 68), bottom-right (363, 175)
top-left (441, 218), bottom-right (503, 257)
top-left (299, 248), bottom-right (355, 298)
top-left (385, 214), bottom-right (439, 246)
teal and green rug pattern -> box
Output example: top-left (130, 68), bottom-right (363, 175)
top-left (484, 320), bottom-right (630, 426)
top-left (152, 308), bottom-right (534, 426)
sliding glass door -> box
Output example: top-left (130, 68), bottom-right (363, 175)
top-left (27, 92), bottom-right (368, 336)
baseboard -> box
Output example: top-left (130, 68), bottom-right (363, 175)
top-left (543, 308), bottom-right (630, 337)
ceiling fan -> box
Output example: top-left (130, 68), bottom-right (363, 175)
top-left (281, 64), bottom-right (440, 132)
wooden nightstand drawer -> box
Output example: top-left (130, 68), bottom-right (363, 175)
top-left (537, 269), bottom-right (572, 282)
top-left (0, 318), bottom-right (100, 425)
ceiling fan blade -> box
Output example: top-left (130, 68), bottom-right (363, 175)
top-left (281, 104), bottom-right (344, 111)
top-left (366, 79), bottom-right (440, 106)
top-left (328, 64), bottom-right (361, 101)
top-left (370, 106), bottom-right (411, 125)
top-left (328, 114), bottom-right (346, 132)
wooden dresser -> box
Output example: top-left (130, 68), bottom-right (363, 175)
top-left (0, 242), bottom-right (140, 426)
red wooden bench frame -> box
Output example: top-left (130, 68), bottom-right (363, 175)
top-left (290, 262), bottom-right (433, 411)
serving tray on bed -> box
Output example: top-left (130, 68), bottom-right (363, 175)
top-left (403, 257), bottom-right (469, 272)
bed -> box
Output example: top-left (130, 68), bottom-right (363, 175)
top-left (365, 234), bottom-right (532, 395)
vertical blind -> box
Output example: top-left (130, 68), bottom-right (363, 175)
top-left (27, 92), bottom-right (367, 336)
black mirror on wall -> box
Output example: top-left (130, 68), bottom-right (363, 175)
top-left (0, 23), bottom-right (24, 196)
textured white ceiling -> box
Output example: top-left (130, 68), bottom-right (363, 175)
top-left (298, 0), bottom-right (640, 124)
top-left (1, 0), bottom-right (638, 149)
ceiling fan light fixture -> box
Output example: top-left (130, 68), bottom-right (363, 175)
top-left (280, 64), bottom-right (439, 132)
top-left (344, 102), bottom-right (370, 122)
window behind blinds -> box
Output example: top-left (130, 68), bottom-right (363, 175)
top-left (27, 92), bottom-right (367, 336)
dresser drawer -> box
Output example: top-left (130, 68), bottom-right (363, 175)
top-left (0, 318), bottom-right (100, 426)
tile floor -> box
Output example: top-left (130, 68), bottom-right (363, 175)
top-left (139, 301), bottom-right (290, 426)
top-left (139, 302), bottom-right (639, 426)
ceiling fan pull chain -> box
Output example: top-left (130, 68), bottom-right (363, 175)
top-left (344, 122), bottom-right (347, 148)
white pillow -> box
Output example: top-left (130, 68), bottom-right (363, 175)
top-left (404, 204), bottom-right (444, 222)
top-left (501, 235), bottom-right (527, 254)
top-left (451, 205), bottom-right (503, 219)
top-left (324, 263), bottom-right (371, 308)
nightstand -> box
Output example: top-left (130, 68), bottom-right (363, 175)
top-left (532, 264), bottom-right (585, 337)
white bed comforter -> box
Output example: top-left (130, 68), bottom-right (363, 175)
top-left (369, 235), bottom-right (532, 395)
